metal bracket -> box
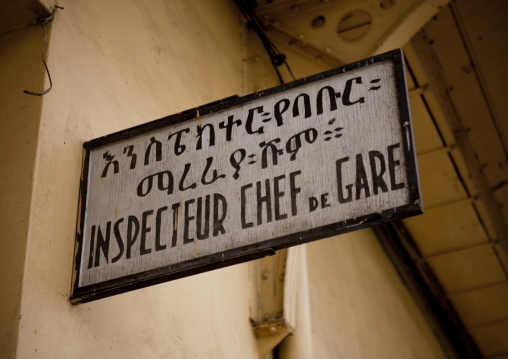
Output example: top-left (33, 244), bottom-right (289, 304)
top-left (250, 247), bottom-right (302, 357)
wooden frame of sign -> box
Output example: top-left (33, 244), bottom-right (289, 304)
top-left (70, 49), bottom-right (422, 303)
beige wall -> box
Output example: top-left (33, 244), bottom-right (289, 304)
top-left (0, 1), bottom-right (446, 358)
top-left (0, 25), bottom-right (46, 358)
top-left (305, 230), bottom-right (445, 359)
top-left (12, 1), bottom-right (258, 358)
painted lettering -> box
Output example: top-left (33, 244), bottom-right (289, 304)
top-left (335, 143), bottom-right (405, 205)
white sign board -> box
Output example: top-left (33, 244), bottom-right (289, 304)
top-left (71, 49), bottom-right (422, 303)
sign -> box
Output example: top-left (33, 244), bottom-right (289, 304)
top-left (71, 49), bottom-right (422, 303)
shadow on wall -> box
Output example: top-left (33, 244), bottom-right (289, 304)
top-left (0, 24), bottom-right (50, 358)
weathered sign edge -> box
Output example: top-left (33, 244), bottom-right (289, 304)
top-left (71, 204), bottom-right (420, 303)
top-left (70, 48), bottom-right (422, 304)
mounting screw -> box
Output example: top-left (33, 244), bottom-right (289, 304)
top-left (262, 271), bottom-right (270, 280)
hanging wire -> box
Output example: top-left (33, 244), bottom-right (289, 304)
top-left (234, 0), bottom-right (296, 84)
top-left (23, 6), bottom-right (64, 96)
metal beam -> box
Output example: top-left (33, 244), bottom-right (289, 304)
top-left (262, 21), bottom-right (343, 70)
top-left (411, 32), bottom-right (508, 255)
top-left (374, 223), bottom-right (482, 358)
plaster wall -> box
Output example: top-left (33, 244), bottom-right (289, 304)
top-left (306, 229), bottom-right (446, 359)
top-left (14, 1), bottom-right (258, 358)
top-left (0, 26), bottom-right (46, 358)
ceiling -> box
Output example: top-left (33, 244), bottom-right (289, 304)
top-left (406, 1), bottom-right (508, 356)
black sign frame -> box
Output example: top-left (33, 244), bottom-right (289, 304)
top-left (71, 49), bottom-right (422, 303)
